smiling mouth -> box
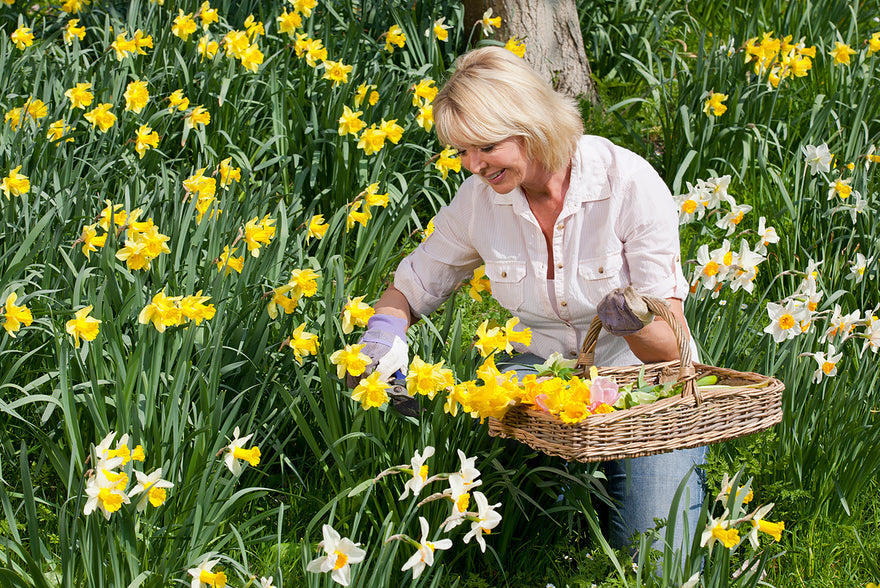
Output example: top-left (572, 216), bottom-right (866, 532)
top-left (485, 170), bottom-right (504, 182)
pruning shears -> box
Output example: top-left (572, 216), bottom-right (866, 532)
top-left (388, 369), bottom-right (420, 418)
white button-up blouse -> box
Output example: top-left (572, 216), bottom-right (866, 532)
top-left (394, 135), bottom-right (690, 367)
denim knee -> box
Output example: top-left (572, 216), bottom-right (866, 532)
top-left (605, 446), bottom-right (708, 551)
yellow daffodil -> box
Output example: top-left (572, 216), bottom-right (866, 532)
top-left (134, 125), bottom-right (159, 158)
top-left (185, 105), bottom-right (211, 130)
top-left (363, 183), bottom-right (389, 208)
top-left (244, 215), bottom-right (276, 257)
top-left (277, 10), bottom-right (303, 37)
top-left (406, 356), bottom-right (453, 399)
top-left (412, 79), bottom-right (438, 107)
top-left (338, 105), bottom-right (365, 136)
top-left (416, 104), bottom-right (433, 132)
top-left (66, 305), bottom-right (101, 347)
top-left (341, 296), bottom-right (374, 334)
top-left (306, 214), bottom-right (329, 241)
top-left (505, 37), bottom-right (526, 57)
top-left (79, 223), bottom-right (106, 260)
top-left (168, 89), bottom-right (189, 112)
top-left (219, 158), bottom-right (241, 187)
top-left (267, 284), bottom-right (298, 319)
top-left (110, 32), bottom-right (137, 60)
top-left (223, 30), bottom-right (249, 60)
top-left (197, 1), bottom-right (218, 29)
top-left (47, 119), bottom-right (74, 143)
top-left (288, 268), bottom-right (319, 299)
top-left (287, 323), bottom-right (319, 364)
top-left (351, 371), bottom-right (391, 409)
top-left (5, 108), bottom-right (23, 131)
top-left (829, 41), bottom-right (856, 65)
top-left (84, 103), bottom-right (117, 133)
top-left (11, 25), bottom-right (34, 50)
top-left (172, 10), bottom-right (197, 41)
top-left (2, 292), bottom-right (33, 337)
top-left (216, 245), bottom-right (244, 275)
top-left (703, 92), bottom-right (728, 117)
top-left (2, 166), bottom-right (30, 199)
top-left (61, 0), bottom-right (88, 13)
top-left (139, 288), bottom-right (183, 332)
top-left (180, 291), bottom-right (215, 325)
top-left (244, 15), bottom-right (264, 40)
top-left (868, 32), bottom-right (880, 55)
top-left (384, 24), bottom-right (406, 52)
top-left (97, 201), bottom-right (127, 231)
top-left (329, 343), bottom-right (371, 379)
top-left (346, 200), bottom-right (371, 229)
top-left (292, 0), bottom-right (317, 18)
top-left (435, 146), bottom-right (461, 179)
top-left (197, 36), bottom-right (219, 60)
top-left (356, 124), bottom-right (386, 155)
top-left (240, 43), bottom-right (264, 72)
top-left (354, 83), bottom-right (378, 108)
top-left (380, 119), bottom-right (404, 144)
top-left (323, 60), bottom-right (352, 86)
top-left (468, 265), bottom-right (492, 302)
top-left (124, 80), bottom-right (149, 113)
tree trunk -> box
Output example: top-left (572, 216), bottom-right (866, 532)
top-left (463, 0), bottom-right (599, 104)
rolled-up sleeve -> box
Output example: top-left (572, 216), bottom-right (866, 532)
top-left (614, 151), bottom-right (689, 301)
top-left (394, 184), bottom-right (483, 317)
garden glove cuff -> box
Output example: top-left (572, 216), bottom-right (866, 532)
top-left (597, 287), bottom-right (657, 336)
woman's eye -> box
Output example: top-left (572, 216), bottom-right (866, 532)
top-left (480, 144), bottom-right (495, 153)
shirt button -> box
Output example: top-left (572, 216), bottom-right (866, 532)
top-left (598, 267), bottom-right (604, 274)
top-left (500, 271), bottom-right (507, 278)
top-left (557, 223), bottom-right (564, 230)
top-left (556, 262), bottom-right (563, 269)
top-left (560, 301), bottom-right (567, 307)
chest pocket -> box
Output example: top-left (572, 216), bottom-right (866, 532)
top-left (578, 253), bottom-right (624, 305)
top-left (484, 260), bottom-right (526, 312)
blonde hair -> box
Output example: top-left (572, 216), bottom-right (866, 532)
top-left (434, 46), bottom-right (584, 172)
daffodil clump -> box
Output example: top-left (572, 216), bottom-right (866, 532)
top-left (698, 473), bottom-right (784, 563)
top-left (307, 447), bottom-right (503, 584)
top-left (83, 431), bottom-right (171, 519)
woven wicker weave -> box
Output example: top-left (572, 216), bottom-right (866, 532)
top-left (486, 293), bottom-right (784, 462)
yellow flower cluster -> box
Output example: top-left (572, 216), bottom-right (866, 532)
top-left (109, 29), bottom-right (153, 61)
top-left (243, 214), bottom-right (276, 257)
top-left (346, 182), bottom-right (390, 230)
top-left (412, 78), bottom-right (437, 133)
top-left (267, 268), bottom-right (320, 319)
top-left (4, 97), bottom-right (47, 131)
top-left (743, 33), bottom-right (816, 87)
top-left (474, 318), bottom-right (531, 356)
top-left (84, 431), bottom-right (172, 519)
top-left (467, 265), bottom-right (492, 302)
top-left (138, 288), bottom-right (216, 332)
top-left (81, 201), bottom-right (171, 271)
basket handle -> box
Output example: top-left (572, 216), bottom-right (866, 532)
top-left (575, 289), bottom-right (702, 405)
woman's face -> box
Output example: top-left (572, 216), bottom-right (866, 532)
top-left (457, 138), bottom-right (540, 194)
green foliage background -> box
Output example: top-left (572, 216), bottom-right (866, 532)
top-left (0, 0), bottom-right (878, 586)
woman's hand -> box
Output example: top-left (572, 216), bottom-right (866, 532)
top-left (346, 314), bottom-right (409, 387)
top-left (597, 288), bottom-right (688, 363)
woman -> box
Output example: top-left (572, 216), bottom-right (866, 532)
top-left (355, 46), bottom-right (705, 552)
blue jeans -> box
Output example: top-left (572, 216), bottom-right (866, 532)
top-left (496, 353), bottom-right (707, 551)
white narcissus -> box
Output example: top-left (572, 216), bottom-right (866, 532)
top-left (401, 517), bottom-right (453, 579)
top-left (305, 524), bottom-right (366, 586)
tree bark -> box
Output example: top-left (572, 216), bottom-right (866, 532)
top-left (463, 0), bottom-right (599, 104)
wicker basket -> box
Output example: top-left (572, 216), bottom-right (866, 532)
top-left (487, 294), bottom-right (784, 462)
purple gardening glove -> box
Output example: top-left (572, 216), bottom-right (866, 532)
top-left (345, 314), bottom-right (409, 388)
top-left (596, 286), bottom-right (657, 336)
